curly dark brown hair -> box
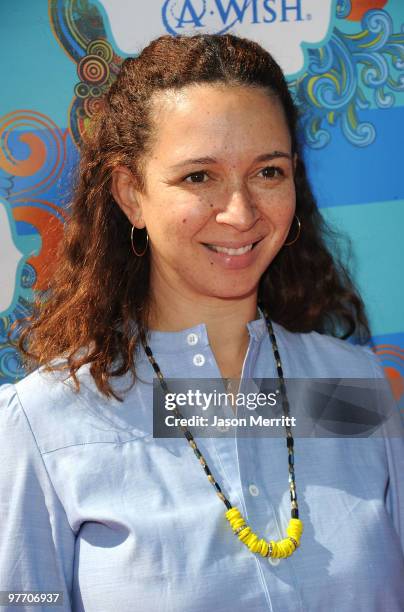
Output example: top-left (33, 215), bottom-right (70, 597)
top-left (14, 33), bottom-right (370, 400)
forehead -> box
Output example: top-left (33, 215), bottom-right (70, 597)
top-left (148, 83), bottom-right (291, 158)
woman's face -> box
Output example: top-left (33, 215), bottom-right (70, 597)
top-left (117, 84), bottom-right (296, 302)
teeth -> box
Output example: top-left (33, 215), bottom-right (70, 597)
top-left (208, 244), bottom-right (253, 255)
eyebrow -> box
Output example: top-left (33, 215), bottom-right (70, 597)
top-left (169, 151), bottom-right (292, 169)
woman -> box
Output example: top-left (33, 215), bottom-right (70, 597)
top-left (0, 34), bottom-right (403, 611)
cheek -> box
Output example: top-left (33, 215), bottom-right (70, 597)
top-left (146, 201), bottom-right (211, 248)
top-left (278, 203), bottom-right (296, 225)
top-left (264, 186), bottom-right (296, 224)
top-left (168, 198), bottom-right (213, 235)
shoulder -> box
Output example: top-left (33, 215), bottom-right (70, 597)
top-left (0, 363), bottom-right (133, 454)
top-left (13, 361), bottom-right (98, 411)
top-left (271, 323), bottom-right (384, 378)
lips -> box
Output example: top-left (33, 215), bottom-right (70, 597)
top-left (204, 239), bottom-right (262, 256)
top-left (201, 238), bottom-right (263, 271)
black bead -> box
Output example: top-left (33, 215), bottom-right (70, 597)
top-left (286, 437), bottom-right (294, 449)
top-left (291, 508), bottom-right (299, 519)
top-left (184, 431), bottom-right (194, 441)
top-left (203, 465), bottom-right (212, 476)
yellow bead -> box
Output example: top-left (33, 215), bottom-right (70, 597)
top-left (246, 533), bottom-right (258, 551)
top-left (286, 518), bottom-right (303, 544)
top-left (279, 539), bottom-right (293, 557)
top-left (225, 509), bottom-right (303, 560)
top-left (256, 538), bottom-right (266, 554)
top-left (238, 527), bottom-right (251, 541)
top-left (226, 507), bottom-right (241, 521)
top-left (251, 540), bottom-right (261, 553)
top-left (288, 537), bottom-right (298, 550)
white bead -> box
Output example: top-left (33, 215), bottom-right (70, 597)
top-left (268, 557), bottom-right (280, 566)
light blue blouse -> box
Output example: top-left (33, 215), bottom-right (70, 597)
top-left (0, 317), bottom-right (403, 612)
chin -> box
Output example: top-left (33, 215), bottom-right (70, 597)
top-left (204, 283), bottom-right (259, 301)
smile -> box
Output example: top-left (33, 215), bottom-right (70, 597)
top-left (204, 241), bottom-right (260, 256)
top-left (207, 244), bottom-right (252, 255)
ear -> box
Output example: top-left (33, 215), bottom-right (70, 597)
top-left (293, 153), bottom-right (298, 173)
top-left (111, 166), bottom-right (146, 229)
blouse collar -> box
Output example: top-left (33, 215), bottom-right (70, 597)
top-left (141, 308), bottom-right (267, 355)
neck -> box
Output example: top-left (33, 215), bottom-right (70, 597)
top-left (147, 280), bottom-right (259, 379)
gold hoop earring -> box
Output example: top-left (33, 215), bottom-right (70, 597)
top-left (284, 215), bottom-right (301, 246)
top-left (131, 225), bottom-right (149, 257)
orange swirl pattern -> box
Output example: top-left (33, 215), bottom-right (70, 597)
top-left (83, 95), bottom-right (104, 118)
top-left (12, 204), bottom-right (65, 291)
top-left (0, 110), bottom-right (66, 199)
top-left (70, 38), bottom-right (122, 143)
top-left (373, 344), bottom-right (404, 402)
top-left (78, 54), bottom-right (109, 86)
top-left (0, 110), bottom-right (70, 293)
top-left (347, 1), bottom-right (388, 22)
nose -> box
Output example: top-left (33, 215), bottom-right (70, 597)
top-left (215, 185), bottom-right (258, 231)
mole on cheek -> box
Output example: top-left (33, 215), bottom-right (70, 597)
top-left (182, 218), bottom-right (187, 223)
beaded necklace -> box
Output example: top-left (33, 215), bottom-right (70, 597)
top-left (140, 311), bottom-right (303, 560)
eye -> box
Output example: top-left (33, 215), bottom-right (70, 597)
top-left (258, 166), bottom-right (285, 179)
top-left (183, 171), bottom-right (209, 184)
